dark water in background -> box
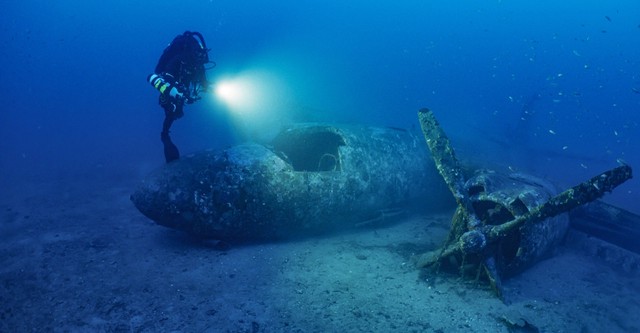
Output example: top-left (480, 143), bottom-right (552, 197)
top-left (1, 1), bottom-right (638, 213)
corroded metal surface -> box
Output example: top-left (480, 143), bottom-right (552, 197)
top-left (414, 107), bottom-right (633, 300)
top-left (571, 200), bottom-right (640, 254)
top-left (418, 108), bottom-right (466, 205)
top-left (131, 123), bottom-right (451, 241)
top-left (462, 171), bottom-right (571, 276)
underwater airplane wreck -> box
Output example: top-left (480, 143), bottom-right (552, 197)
top-left (131, 123), bottom-right (451, 241)
top-left (132, 108), bottom-right (635, 301)
top-left (413, 108), bottom-right (633, 300)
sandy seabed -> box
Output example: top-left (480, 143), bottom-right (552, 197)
top-left (1, 174), bottom-right (639, 333)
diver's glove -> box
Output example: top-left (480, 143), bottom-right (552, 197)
top-left (201, 79), bottom-right (212, 93)
top-left (185, 95), bottom-right (201, 104)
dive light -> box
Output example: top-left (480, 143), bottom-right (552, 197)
top-left (148, 74), bottom-right (184, 100)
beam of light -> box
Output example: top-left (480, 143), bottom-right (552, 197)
top-left (211, 69), bottom-right (295, 141)
top-left (213, 70), bottom-right (286, 116)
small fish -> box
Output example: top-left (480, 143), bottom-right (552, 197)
top-left (549, 129), bottom-right (556, 135)
top-left (605, 16), bottom-right (612, 22)
top-left (632, 87), bottom-right (640, 94)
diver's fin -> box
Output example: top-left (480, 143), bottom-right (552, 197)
top-left (161, 131), bottom-right (180, 163)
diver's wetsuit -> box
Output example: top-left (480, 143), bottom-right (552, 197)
top-left (149, 31), bottom-right (211, 163)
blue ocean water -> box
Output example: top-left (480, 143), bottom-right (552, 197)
top-left (1, 0), bottom-right (638, 212)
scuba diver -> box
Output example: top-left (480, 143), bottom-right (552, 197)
top-left (147, 31), bottom-right (214, 163)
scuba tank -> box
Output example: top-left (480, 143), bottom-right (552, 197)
top-left (147, 74), bottom-right (185, 101)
